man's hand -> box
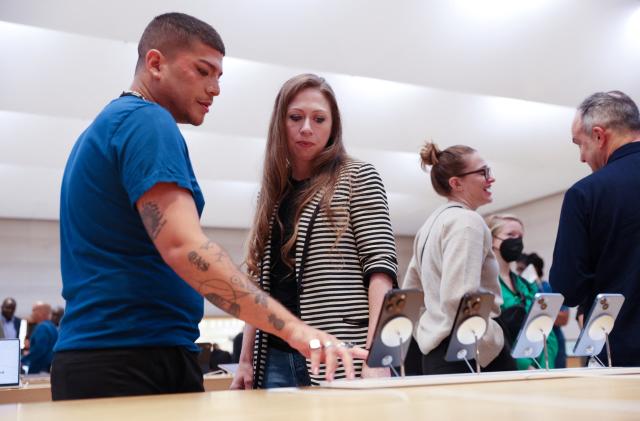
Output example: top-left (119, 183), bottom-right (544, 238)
top-left (555, 309), bottom-right (570, 327)
top-left (284, 321), bottom-right (368, 381)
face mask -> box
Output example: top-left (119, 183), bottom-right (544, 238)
top-left (499, 237), bottom-right (524, 262)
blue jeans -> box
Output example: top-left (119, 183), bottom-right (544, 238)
top-left (263, 348), bottom-right (311, 388)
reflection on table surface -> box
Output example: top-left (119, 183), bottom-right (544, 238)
top-left (1, 369), bottom-right (639, 421)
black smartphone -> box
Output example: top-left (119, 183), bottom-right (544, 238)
top-left (366, 289), bottom-right (424, 369)
top-left (444, 291), bottom-right (495, 362)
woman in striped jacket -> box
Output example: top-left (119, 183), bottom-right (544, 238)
top-left (231, 74), bottom-right (398, 389)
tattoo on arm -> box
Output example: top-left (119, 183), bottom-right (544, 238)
top-left (140, 202), bottom-right (167, 240)
top-left (201, 276), bottom-right (269, 318)
top-left (200, 240), bottom-right (227, 262)
top-left (188, 251), bottom-right (210, 272)
top-left (191, 249), bottom-right (283, 331)
top-left (205, 293), bottom-right (241, 318)
top-left (268, 314), bottom-right (285, 331)
top-left (200, 240), bottom-right (215, 250)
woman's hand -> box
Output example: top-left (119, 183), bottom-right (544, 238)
top-left (230, 360), bottom-right (254, 390)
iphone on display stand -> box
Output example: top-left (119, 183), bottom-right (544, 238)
top-left (444, 291), bottom-right (495, 374)
top-left (573, 293), bottom-right (625, 367)
top-left (366, 289), bottom-right (424, 377)
top-left (510, 293), bottom-right (564, 370)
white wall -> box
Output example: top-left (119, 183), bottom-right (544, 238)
top-left (0, 218), bottom-right (414, 320)
top-left (487, 191), bottom-right (565, 270)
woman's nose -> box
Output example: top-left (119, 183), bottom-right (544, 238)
top-left (300, 118), bottom-right (312, 134)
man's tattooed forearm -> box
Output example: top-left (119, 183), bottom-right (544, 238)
top-left (140, 202), bottom-right (167, 240)
top-left (198, 274), bottom-right (269, 318)
top-left (205, 293), bottom-right (240, 318)
top-left (228, 275), bottom-right (269, 307)
top-left (187, 251), bottom-right (209, 272)
top-left (268, 313), bottom-right (285, 331)
top-left (200, 240), bottom-right (215, 250)
top-left (199, 240), bottom-right (227, 262)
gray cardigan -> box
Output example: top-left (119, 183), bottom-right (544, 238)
top-left (401, 201), bottom-right (504, 367)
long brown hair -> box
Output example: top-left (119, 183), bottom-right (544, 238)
top-left (246, 74), bottom-right (348, 279)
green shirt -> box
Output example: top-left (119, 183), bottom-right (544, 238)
top-left (499, 272), bottom-right (558, 370)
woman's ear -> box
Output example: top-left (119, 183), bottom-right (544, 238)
top-left (449, 176), bottom-right (463, 192)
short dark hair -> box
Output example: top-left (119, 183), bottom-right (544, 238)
top-left (136, 12), bottom-right (225, 71)
top-left (527, 252), bottom-right (544, 278)
top-left (577, 90), bottom-right (640, 134)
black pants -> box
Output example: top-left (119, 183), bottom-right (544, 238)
top-left (51, 346), bottom-right (204, 401)
top-left (422, 335), bottom-right (516, 375)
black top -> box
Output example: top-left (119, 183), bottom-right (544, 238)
top-left (267, 178), bottom-right (309, 352)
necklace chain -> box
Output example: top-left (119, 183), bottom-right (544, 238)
top-left (122, 90), bottom-right (148, 101)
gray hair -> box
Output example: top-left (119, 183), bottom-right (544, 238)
top-left (577, 91), bottom-right (640, 134)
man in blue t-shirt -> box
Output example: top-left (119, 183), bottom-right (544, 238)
top-left (52, 12), bottom-right (364, 401)
top-left (22, 302), bottom-right (58, 373)
top-left (550, 91), bottom-right (640, 367)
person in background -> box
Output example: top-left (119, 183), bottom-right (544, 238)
top-left (402, 142), bottom-right (514, 374)
top-left (209, 343), bottom-right (232, 372)
top-left (2, 297), bottom-right (21, 340)
top-left (550, 90), bottom-right (640, 367)
top-left (515, 254), bottom-right (529, 276)
top-left (233, 74), bottom-right (397, 389)
top-left (51, 306), bottom-right (65, 328)
top-left (232, 331), bottom-right (243, 364)
top-left (527, 253), bottom-right (568, 368)
top-left (52, 13), bottom-right (363, 401)
top-left (486, 215), bottom-right (558, 370)
top-left (24, 305), bottom-right (40, 350)
top-left (21, 301), bottom-right (58, 374)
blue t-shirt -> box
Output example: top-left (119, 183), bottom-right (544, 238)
top-left (22, 320), bottom-right (58, 373)
top-left (56, 95), bottom-right (205, 353)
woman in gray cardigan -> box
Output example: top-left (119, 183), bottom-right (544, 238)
top-left (231, 74), bottom-right (398, 389)
top-left (402, 142), bottom-right (515, 374)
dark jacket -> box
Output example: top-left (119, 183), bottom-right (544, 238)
top-left (550, 142), bottom-right (640, 366)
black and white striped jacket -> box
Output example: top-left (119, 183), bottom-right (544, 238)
top-left (253, 159), bottom-right (398, 387)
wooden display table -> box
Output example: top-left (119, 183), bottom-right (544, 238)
top-left (0, 373), bottom-right (233, 404)
top-left (1, 369), bottom-right (638, 420)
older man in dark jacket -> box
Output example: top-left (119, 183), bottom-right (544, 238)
top-left (550, 91), bottom-right (640, 367)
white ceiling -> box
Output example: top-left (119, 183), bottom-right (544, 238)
top-left (1, 0), bottom-right (639, 236)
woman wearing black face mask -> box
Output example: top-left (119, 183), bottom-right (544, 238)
top-left (486, 214), bottom-right (558, 370)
